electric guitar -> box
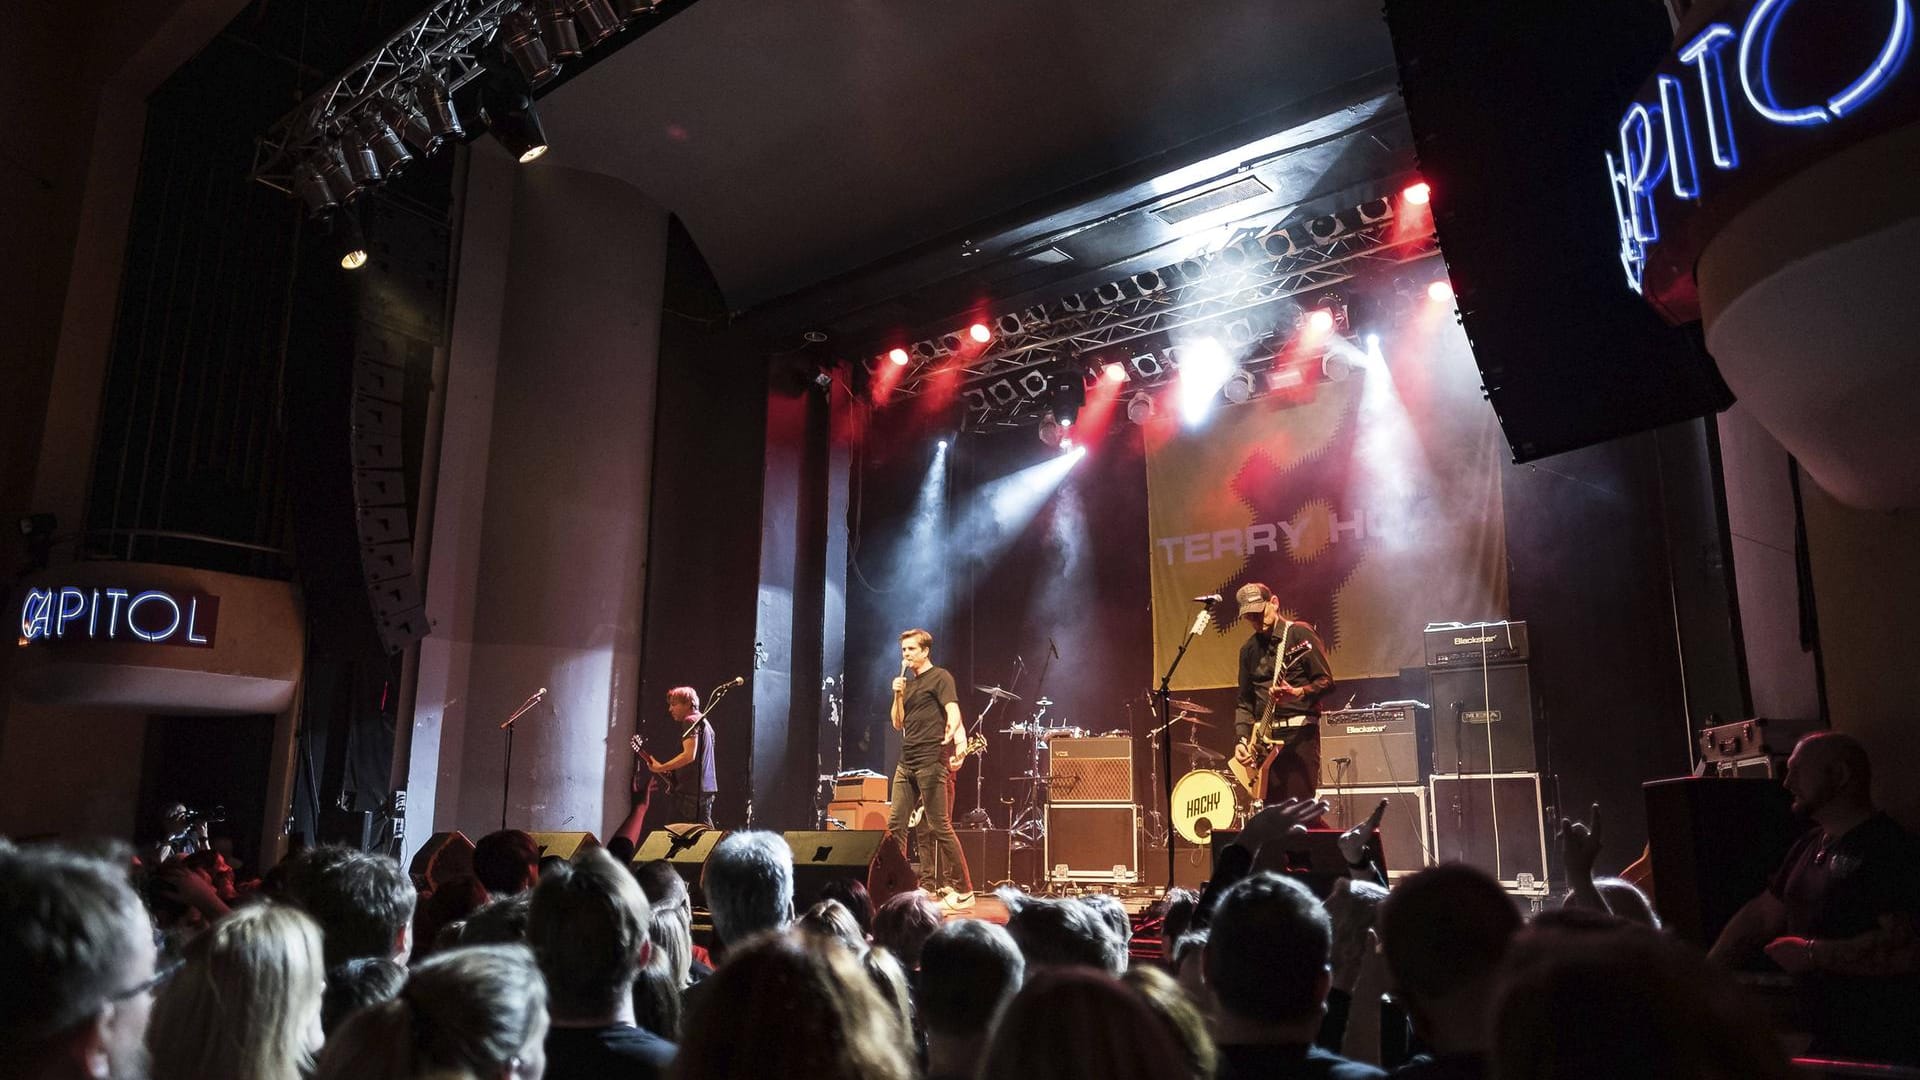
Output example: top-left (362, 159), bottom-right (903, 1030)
top-left (631, 732), bottom-right (675, 795)
top-left (1227, 637), bottom-right (1319, 803)
top-left (908, 733), bottom-right (988, 828)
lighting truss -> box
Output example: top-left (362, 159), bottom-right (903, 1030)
top-left (880, 214), bottom-right (1440, 427)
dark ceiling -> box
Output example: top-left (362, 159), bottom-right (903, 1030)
top-left (537, 0), bottom-right (1407, 331)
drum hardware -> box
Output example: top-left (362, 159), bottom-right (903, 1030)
top-left (961, 669), bottom-right (1022, 830)
top-left (1177, 741), bottom-right (1225, 765)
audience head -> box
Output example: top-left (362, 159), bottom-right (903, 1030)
top-left (1492, 924), bottom-right (1791, 1080)
top-left (1082, 893), bottom-right (1133, 948)
top-left (978, 967), bottom-right (1199, 1080)
top-left (147, 902), bottom-right (327, 1080)
top-left (1785, 731), bottom-right (1874, 818)
top-left (1377, 863), bottom-right (1522, 1026)
top-left (527, 846), bottom-right (651, 1022)
top-left (644, 900), bottom-right (694, 990)
top-left (280, 847), bottom-right (416, 969)
top-left (1, 844), bottom-right (159, 1080)
top-left (458, 892), bottom-right (532, 946)
top-left (315, 945), bottom-right (548, 1080)
top-left (412, 875), bottom-right (489, 963)
top-left (1168, 930), bottom-right (1210, 1008)
top-left (632, 860), bottom-right (691, 921)
top-left (676, 932), bottom-right (913, 1080)
top-left (815, 876), bottom-right (874, 936)
top-left (1204, 871), bottom-right (1330, 1031)
top-left (321, 957), bottom-right (405, 1036)
top-left (918, 919), bottom-right (1025, 1041)
top-left (861, 946), bottom-right (914, 1032)
top-left (1001, 892), bottom-right (1126, 976)
top-left (630, 950), bottom-right (683, 1042)
top-left (798, 898), bottom-right (868, 953)
top-left (1159, 887), bottom-right (1199, 949)
top-left (871, 890), bottom-right (941, 969)
top-left (471, 831), bottom-right (540, 897)
top-left (700, 831), bottom-right (793, 947)
top-left (1123, 965), bottom-right (1217, 1080)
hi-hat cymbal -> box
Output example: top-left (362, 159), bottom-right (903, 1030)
top-left (1034, 697), bottom-right (1054, 707)
top-left (1179, 742), bottom-right (1226, 762)
top-left (976, 684), bottom-right (1022, 702)
top-left (1168, 699), bottom-right (1213, 714)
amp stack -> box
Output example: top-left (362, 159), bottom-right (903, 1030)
top-left (1423, 620), bottom-right (1548, 896)
top-left (1318, 703), bottom-right (1429, 881)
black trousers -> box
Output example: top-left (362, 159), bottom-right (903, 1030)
top-left (887, 758), bottom-right (972, 892)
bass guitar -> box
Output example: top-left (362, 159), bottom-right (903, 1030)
top-left (631, 733), bottom-right (675, 795)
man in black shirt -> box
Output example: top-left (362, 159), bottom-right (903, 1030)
top-left (1709, 732), bottom-right (1920, 1064)
top-left (888, 627), bottom-right (974, 911)
top-left (1232, 583), bottom-right (1336, 806)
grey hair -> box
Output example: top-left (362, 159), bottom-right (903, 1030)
top-left (0, 843), bottom-right (151, 1056)
top-left (701, 831), bottom-right (794, 945)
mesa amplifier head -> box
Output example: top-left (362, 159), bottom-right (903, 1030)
top-left (1696, 717), bottom-right (1822, 764)
top-left (1424, 621), bottom-right (1529, 668)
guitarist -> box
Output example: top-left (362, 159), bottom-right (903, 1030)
top-left (644, 686), bottom-right (718, 828)
top-left (1231, 582), bottom-right (1336, 808)
top-left (888, 627), bottom-right (974, 912)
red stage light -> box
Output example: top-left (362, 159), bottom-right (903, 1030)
top-left (1307, 309), bottom-right (1335, 334)
top-left (1102, 362), bottom-right (1129, 383)
top-left (968, 323), bottom-right (992, 344)
top-left (887, 347), bottom-right (910, 366)
top-left (1427, 280), bottom-right (1454, 303)
top-left (1403, 181), bottom-right (1431, 206)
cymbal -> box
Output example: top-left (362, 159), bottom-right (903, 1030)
top-left (1034, 697), bottom-right (1054, 707)
top-left (999, 724), bottom-right (1042, 735)
top-left (976, 684), bottom-right (1022, 701)
top-left (1178, 742), bottom-right (1226, 762)
top-left (1168, 699), bottom-right (1213, 714)
top-left (1175, 715), bottom-right (1215, 729)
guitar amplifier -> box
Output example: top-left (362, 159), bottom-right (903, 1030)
top-left (1320, 705), bottom-right (1421, 786)
top-left (1049, 737), bottom-right (1134, 802)
top-left (826, 800), bottom-right (890, 830)
top-left (833, 772), bottom-right (890, 801)
top-left (1044, 803), bottom-right (1138, 883)
top-left (1423, 620), bottom-right (1529, 668)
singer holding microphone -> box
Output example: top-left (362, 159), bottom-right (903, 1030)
top-left (888, 628), bottom-right (974, 912)
top-left (645, 685), bottom-right (720, 828)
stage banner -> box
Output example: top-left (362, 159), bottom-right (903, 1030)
top-left (1146, 368), bottom-right (1507, 689)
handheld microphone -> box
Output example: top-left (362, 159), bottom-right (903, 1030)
top-left (1191, 593), bottom-right (1223, 605)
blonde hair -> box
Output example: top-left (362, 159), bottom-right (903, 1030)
top-left (978, 967), bottom-right (1198, 1080)
top-left (668, 686), bottom-right (701, 710)
top-left (314, 945), bottom-right (547, 1080)
top-left (898, 628), bottom-right (933, 651)
top-left (147, 903), bottom-right (326, 1080)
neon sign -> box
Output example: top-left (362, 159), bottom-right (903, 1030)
top-left (18, 587), bottom-right (219, 648)
top-left (1609, 0), bottom-right (1914, 294)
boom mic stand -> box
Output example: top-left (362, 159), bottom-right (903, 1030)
top-left (499, 687), bottom-right (549, 831)
top-left (1154, 602), bottom-right (1212, 887)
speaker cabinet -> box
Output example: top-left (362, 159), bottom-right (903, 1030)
top-left (1643, 777), bottom-right (1798, 949)
top-left (1320, 785), bottom-right (1431, 880)
top-left (946, 828), bottom-right (1042, 890)
top-left (408, 830), bottom-right (475, 889)
top-left (827, 800), bottom-right (890, 830)
top-left (783, 830), bottom-right (889, 904)
top-left (529, 831), bottom-right (600, 860)
top-left (1430, 665), bottom-right (1536, 774)
top-left (1044, 803), bottom-right (1138, 883)
top-left (1049, 738), bottom-right (1134, 802)
top-left (1429, 773), bottom-right (1549, 894)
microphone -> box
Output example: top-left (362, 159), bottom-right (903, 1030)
top-left (728, 676), bottom-right (746, 688)
top-left (1191, 593), bottom-right (1223, 605)
top-left (1188, 609), bottom-right (1212, 636)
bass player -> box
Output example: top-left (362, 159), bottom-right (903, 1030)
top-left (1230, 582), bottom-right (1336, 807)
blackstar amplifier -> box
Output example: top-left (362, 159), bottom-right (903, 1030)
top-left (1320, 705), bottom-right (1421, 786)
top-left (1049, 737), bottom-right (1134, 802)
top-left (1423, 621), bottom-right (1529, 669)
top-left (1696, 717), bottom-right (1821, 764)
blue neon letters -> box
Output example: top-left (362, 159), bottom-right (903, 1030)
top-left (1611, 0), bottom-right (1913, 292)
top-left (19, 586), bottom-right (214, 647)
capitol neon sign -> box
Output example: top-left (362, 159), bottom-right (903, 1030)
top-left (19, 586), bottom-right (218, 647)
top-left (1608, 0), bottom-right (1913, 293)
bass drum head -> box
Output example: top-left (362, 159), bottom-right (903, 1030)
top-left (1170, 769), bottom-right (1237, 845)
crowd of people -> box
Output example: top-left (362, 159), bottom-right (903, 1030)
top-left (4, 732), bottom-right (1916, 1080)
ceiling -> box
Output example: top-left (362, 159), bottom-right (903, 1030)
top-left (536, 0), bottom-right (1403, 318)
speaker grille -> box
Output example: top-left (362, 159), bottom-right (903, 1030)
top-left (1051, 757), bottom-right (1132, 802)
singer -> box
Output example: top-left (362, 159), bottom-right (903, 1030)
top-left (888, 628), bottom-right (974, 911)
top-left (645, 686), bottom-right (718, 828)
top-left (1231, 582), bottom-right (1336, 806)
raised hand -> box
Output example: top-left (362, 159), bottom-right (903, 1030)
top-left (1557, 802), bottom-right (1603, 877)
top-left (1339, 798), bottom-right (1389, 867)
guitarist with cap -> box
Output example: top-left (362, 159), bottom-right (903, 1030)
top-left (1230, 582), bottom-right (1336, 809)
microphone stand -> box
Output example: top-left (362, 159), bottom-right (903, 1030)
top-left (499, 688), bottom-right (547, 831)
top-left (1155, 605), bottom-right (1212, 888)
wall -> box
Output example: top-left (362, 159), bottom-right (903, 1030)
top-left (1717, 404), bottom-right (1822, 722)
top-left (407, 148), bottom-right (667, 855)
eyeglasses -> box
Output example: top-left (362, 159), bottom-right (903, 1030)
top-left (107, 959), bottom-right (182, 1002)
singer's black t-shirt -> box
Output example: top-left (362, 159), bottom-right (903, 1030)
top-left (899, 665), bottom-right (959, 768)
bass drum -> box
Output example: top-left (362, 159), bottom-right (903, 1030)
top-left (1170, 769), bottom-right (1241, 845)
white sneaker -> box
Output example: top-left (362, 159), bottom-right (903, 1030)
top-left (940, 890), bottom-right (976, 912)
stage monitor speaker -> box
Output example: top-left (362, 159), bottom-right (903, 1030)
top-left (1643, 777), bottom-right (1798, 949)
top-left (1321, 786), bottom-right (1430, 880)
top-left (1429, 773), bottom-right (1549, 894)
top-left (408, 830), bottom-right (475, 889)
top-left (1044, 803), bottom-right (1138, 884)
top-left (529, 831), bottom-right (600, 860)
top-left (1050, 738), bottom-right (1134, 802)
top-left (1430, 665), bottom-right (1536, 774)
top-left (826, 800), bottom-right (890, 831)
top-left (783, 830), bottom-right (889, 903)
top-left (634, 827), bottom-right (727, 905)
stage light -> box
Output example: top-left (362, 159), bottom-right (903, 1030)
top-left (996, 313), bottom-right (1024, 336)
top-left (566, 0), bottom-right (622, 46)
top-left (1427, 280), bottom-right (1454, 303)
top-left (1307, 309), bottom-right (1335, 334)
top-left (1265, 367), bottom-right (1306, 391)
top-left (361, 112), bottom-right (413, 176)
top-left (968, 323), bottom-right (992, 344)
top-left (1177, 336), bottom-right (1233, 425)
top-left (1223, 370), bottom-right (1255, 404)
top-left (1307, 214), bottom-right (1345, 243)
top-left (1102, 361), bottom-right (1128, 384)
top-left (411, 74), bottom-right (465, 146)
top-left (293, 158), bottom-right (338, 215)
top-left (1019, 371), bottom-right (1050, 399)
top-left (313, 144), bottom-right (358, 205)
top-left (376, 97), bottom-right (437, 157)
top-left (1177, 257), bottom-right (1207, 282)
top-left (1128, 352), bottom-right (1162, 379)
top-left (1095, 281), bottom-right (1126, 304)
top-left (1403, 180), bottom-right (1432, 205)
top-left (940, 333), bottom-right (963, 354)
top-left (1366, 333), bottom-right (1380, 350)
top-left (338, 125), bottom-right (383, 187)
top-left (1132, 269), bottom-right (1163, 293)
top-left (1323, 351), bottom-right (1355, 382)
top-left (1126, 392), bottom-right (1157, 425)
top-left (537, 0), bottom-right (582, 60)
top-left (938, 439), bottom-right (949, 450)
top-left (336, 210), bottom-right (369, 271)
top-left (1261, 229), bottom-right (1297, 258)
top-left (1061, 437), bottom-right (1075, 452)
top-left (1059, 417), bottom-right (1072, 429)
top-left (479, 87), bottom-right (549, 163)
top-left (500, 10), bottom-right (558, 85)
top-left (613, 0), bottom-right (656, 19)
top-left (1038, 412), bottom-right (1063, 446)
top-left (888, 347), bottom-right (910, 366)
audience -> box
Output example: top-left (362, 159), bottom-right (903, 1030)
top-left (917, 920), bottom-right (1024, 1080)
top-left (413, 875), bottom-right (489, 963)
top-left (1168, 929), bottom-right (1212, 1011)
top-left (320, 956), bottom-right (406, 1036)
top-left (631, 951), bottom-right (685, 1043)
top-left (698, 831), bottom-right (793, 953)
top-left (315, 944), bottom-right (548, 1080)
top-left (2, 844), bottom-right (160, 1080)
top-left (1206, 871), bottom-right (1386, 1079)
top-left (816, 876), bottom-right (875, 938)
top-left (528, 845), bottom-right (674, 1078)
top-left (675, 931), bottom-right (914, 1080)
top-left (861, 946), bottom-right (915, 1033)
top-left (872, 890), bottom-right (943, 970)
top-left (1001, 892), bottom-right (1126, 975)
top-left (1376, 864), bottom-right (1521, 1080)
top-left (472, 830), bottom-right (541, 897)
top-left (1124, 965), bottom-right (1218, 1080)
top-left (280, 846), bottom-right (417, 968)
top-left (977, 966), bottom-right (1197, 1080)
top-left (632, 861), bottom-right (706, 983)
top-left (460, 892), bottom-right (533, 945)
top-left (1160, 886), bottom-right (1200, 953)
top-left (797, 898), bottom-right (869, 953)
top-left (146, 902), bottom-right (327, 1080)
top-left (1083, 892), bottom-right (1134, 953)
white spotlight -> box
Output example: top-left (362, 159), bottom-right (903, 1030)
top-left (938, 439), bottom-right (949, 450)
top-left (1126, 392), bottom-right (1157, 425)
top-left (1222, 370), bottom-right (1255, 404)
top-left (1177, 337), bottom-right (1234, 425)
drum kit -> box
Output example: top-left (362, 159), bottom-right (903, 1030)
top-left (1147, 698), bottom-right (1256, 846)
